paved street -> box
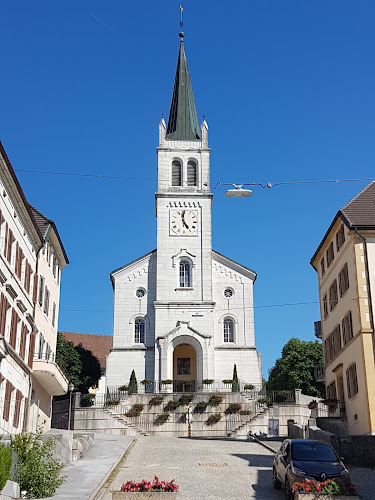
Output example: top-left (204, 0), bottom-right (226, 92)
top-left (101, 436), bottom-right (284, 500)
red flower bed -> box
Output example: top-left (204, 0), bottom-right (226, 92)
top-left (293, 478), bottom-right (356, 496)
top-left (121, 476), bottom-right (179, 493)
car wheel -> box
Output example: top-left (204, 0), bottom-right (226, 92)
top-left (284, 478), bottom-right (294, 500)
top-left (272, 467), bottom-right (281, 489)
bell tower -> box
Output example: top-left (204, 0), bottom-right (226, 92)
top-left (155, 31), bottom-right (213, 305)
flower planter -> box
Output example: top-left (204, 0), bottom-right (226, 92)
top-left (294, 495), bottom-right (359, 500)
top-left (112, 493), bottom-right (178, 499)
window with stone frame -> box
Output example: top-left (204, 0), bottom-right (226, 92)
top-left (329, 280), bottom-right (338, 311)
top-left (323, 294), bottom-right (329, 319)
top-left (134, 318), bottom-right (145, 344)
top-left (336, 224), bottom-right (345, 252)
top-left (223, 318), bottom-right (234, 343)
top-left (326, 241), bottom-right (335, 268)
top-left (326, 380), bottom-right (337, 401)
top-left (338, 263), bottom-right (349, 297)
top-left (187, 160), bottom-right (197, 186)
top-left (38, 276), bottom-right (45, 306)
top-left (332, 324), bottom-right (342, 357)
top-left (172, 160), bottom-right (182, 186)
top-left (320, 257), bottom-right (325, 277)
top-left (346, 363), bottom-right (358, 399)
top-left (179, 260), bottom-right (191, 288)
top-left (342, 311), bottom-right (353, 346)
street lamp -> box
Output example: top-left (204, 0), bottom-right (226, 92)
top-left (225, 185), bottom-right (253, 197)
top-left (68, 382), bottom-right (74, 431)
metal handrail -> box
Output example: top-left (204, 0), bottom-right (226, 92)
top-left (103, 400), bottom-right (152, 433)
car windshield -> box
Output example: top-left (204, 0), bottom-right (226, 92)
top-left (291, 443), bottom-right (338, 462)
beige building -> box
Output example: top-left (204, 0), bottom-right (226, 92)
top-left (311, 182), bottom-right (375, 435)
top-left (0, 141), bottom-right (68, 434)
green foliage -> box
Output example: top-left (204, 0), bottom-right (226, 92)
top-left (267, 338), bottom-right (325, 397)
top-left (225, 403), bottom-right (242, 414)
top-left (55, 332), bottom-right (82, 389)
top-left (55, 333), bottom-right (101, 394)
top-left (209, 395), bottom-right (223, 406)
top-left (178, 394), bottom-right (194, 405)
top-left (75, 343), bottom-right (102, 394)
top-left (239, 410), bottom-right (251, 415)
top-left (244, 384), bottom-right (255, 390)
top-left (129, 370), bottom-right (138, 394)
top-left (165, 400), bottom-right (180, 412)
top-left (161, 379), bottom-right (173, 384)
top-left (206, 413), bottom-right (222, 426)
top-left (104, 399), bottom-right (119, 406)
top-left (0, 439), bottom-right (12, 491)
top-left (154, 413), bottom-right (170, 424)
top-left (232, 364), bottom-right (239, 392)
top-left (222, 379), bottom-right (233, 384)
top-left (141, 379), bottom-right (153, 385)
top-left (10, 429), bottom-right (65, 498)
top-left (149, 396), bottom-right (163, 406)
top-left (80, 393), bottom-right (95, 407)
top-left (119, 385), bottom-right (129, 392)
top-left (202, 379), bottom-right (214, 385)
top-left (194, 401), bottom-right (209, 413)
top-left (126, 404), bottom-right (144, 418)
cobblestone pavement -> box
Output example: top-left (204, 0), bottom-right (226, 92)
top-left (101, 436), bottom-right (285, 500)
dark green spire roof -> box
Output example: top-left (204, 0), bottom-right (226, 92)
top-left (166, 33), bottom-right (201, 141)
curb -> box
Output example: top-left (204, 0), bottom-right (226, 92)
top-left (250, 437), bottom-right (278, 454)
top-left (91, 437), bottom-right (135, 500)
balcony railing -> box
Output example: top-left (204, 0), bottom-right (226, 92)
top-left (317, 400), bottom-right (346, 418)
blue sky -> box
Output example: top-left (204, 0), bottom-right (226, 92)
top-left (1, 1), bottom-right (374, 378)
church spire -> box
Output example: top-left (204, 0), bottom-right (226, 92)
top-left (166, 31), bottom-right (201, 141)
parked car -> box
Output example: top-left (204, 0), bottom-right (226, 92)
top-left (272, 439), bottom-right (351, 499)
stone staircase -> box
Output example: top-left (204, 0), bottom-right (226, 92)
top-left (226, 393), bottom-right (269, 437)
top-left (104, 403), bottom-right (151, 437)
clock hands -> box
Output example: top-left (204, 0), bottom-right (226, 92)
top-left (181, 210), bottom-right (189, 229)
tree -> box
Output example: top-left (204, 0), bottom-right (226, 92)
top-left (129, 370), bottom-right (138, 394)
top-left (232, 364), bottom-right (239, 392)
top-left (55, 332), bottom-right (82, 389)
top-left (55, 332), bottom-right (101, 394)
top-left (267, 338), bottom-right (324, 397)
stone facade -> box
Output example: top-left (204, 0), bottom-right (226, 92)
top-left (106, 35), bottom-right (262, 391)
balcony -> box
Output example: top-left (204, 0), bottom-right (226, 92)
top-left (32, 353), bottom-right (68, 396)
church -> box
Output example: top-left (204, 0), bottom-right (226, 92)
top-left (105, 31), bottom-right (262, 391)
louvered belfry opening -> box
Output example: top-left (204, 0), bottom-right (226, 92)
top-left (187, 160), bottom-right (197, 186)
top-left (172, 160), bottom-right (182, 186)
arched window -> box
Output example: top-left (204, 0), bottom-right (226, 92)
top-left (172, 160), bottom-right (182, 186)
top-left (223, 318), bottom-right (234, 343)
top-left (179, 260), bottom-right (191, 288)
top-left (134, 318), bottom-right (145, 343)
top-left (187, 160), bottom-right (197, 186)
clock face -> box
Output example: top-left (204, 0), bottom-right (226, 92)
top-left (170, 210), bottom-right (198, 235)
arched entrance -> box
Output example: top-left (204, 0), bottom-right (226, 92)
top-left (173, 344), bottom-right (197, 392)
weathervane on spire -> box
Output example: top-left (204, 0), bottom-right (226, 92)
top-left (180, 5), bottom-right (184, 28)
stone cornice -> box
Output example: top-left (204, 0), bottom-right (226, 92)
top-left (212, 250), bottom-right (257, 282)
top-left (154, 301), bottom-right (215, 309)
top-left (215, 346), bottom-right (257, 350)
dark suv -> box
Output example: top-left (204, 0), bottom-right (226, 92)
top-left (273, 439), bottom-right (350, 499)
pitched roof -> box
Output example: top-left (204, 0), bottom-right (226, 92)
top-left (340, 181), bottom-right (375, 228)
top-left (310, 181), bottom-right (375, 267)
top-left (29, 205), bottom-right (69, 264)
top-left (166, 33), bottom-right (201, 141)
top-left (60, 332), bottom-right (112, 368)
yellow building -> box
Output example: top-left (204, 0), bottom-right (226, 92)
top-left (311, 182), bottom-right (375, 435)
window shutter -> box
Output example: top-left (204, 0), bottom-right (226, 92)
top-left (7, 229), bottom-right (13, 263)
top-left (4, 223), bottom-right (8, 258)
top-left (9, 309), bottom-right (19, 349)
top-left (19, 323), bottom-right (27, 360)
top-left (3, 380), bottom-right (13, 422)
top-left (28, 332), bottom-right (36, 368)
top-left (24, 261), bottom-right (31, 293)
top-left (0, 293), bottom-right (8, 336)
top-left (23, 397), bottom-right (28, 431)
top-left (13, 390), bottom-right (22, 428)
top-left (32, 273), bottom-right (38, 303)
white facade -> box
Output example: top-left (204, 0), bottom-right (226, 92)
top-left (106, 36), bottom-right (262, 390)
top-left (0, 143), bottom-right (68, 435)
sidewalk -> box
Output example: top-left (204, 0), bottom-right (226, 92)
top-left (41, 433), bottom-right (133, 500)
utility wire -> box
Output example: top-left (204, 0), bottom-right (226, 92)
top-left (14, 169), bottom-right (374, 188)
